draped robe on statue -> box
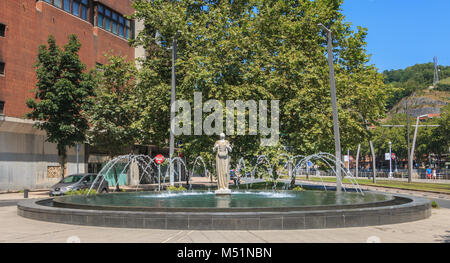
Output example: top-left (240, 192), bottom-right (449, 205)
top-left (214, 140), bottom-right (231, 190)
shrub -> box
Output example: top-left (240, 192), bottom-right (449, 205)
top-left (65, 189), bottom-right (98, 196)
top-left (166, 185), bottom-right (187, 192)
top-left (431, 201), bottom-right (439, 208)
top-left (292, 186), bottom-right (305, 192)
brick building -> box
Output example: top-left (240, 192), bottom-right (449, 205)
top-left (0, 0), bottom-right (136, 191)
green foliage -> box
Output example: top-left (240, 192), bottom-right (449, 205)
top-left (431, 201), bottom-right (439, 208)
top-left (166, 185), bottom-right (187, 192)
top-left (26, 35), bottom-right (94, 178)
top-left (85, 55), bottom-right (139, 157)
top-left (292, 186), bottom-right (305, 192)
top-left (383, 63), bottom-right (450, 109)
top-left (368, 105), bottom-right (449, 165)
top-left (65, 189), bottom-right (98, 196)
top-left (131, 0), bottom-right (388, 168)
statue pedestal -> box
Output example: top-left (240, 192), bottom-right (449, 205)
top-left (215, 189), bottom-right (232, 196)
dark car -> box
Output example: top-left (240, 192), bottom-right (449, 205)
top-left (49, 173), bottom-right (109, 196)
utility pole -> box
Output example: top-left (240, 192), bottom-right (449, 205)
top-left (355, 144), bottom-right (361, 178)
top-left (389, 141), bottom-right (392, 178)
top-left (434, 56), bottom-right (439, 89)
top-left (319, 23), bottom-right (342, 194)
top-left (406, 102), bottom-right (412, 183)
top-left (347, 149), bottom-right (350, 173)
top-left (76, 143), bottom-right (80, 174)
top-left (169, 33), bottom-right (180, 186)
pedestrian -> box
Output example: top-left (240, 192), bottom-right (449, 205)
top-left (426, 167), bottom-right (432, 180)
top-left (432, 168), bottom-right (437, 181)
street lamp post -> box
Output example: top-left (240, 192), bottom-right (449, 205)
top-left (76, 143), bottom-right (80, 174)
top-left (389, 141), bottom-right (392, 178)
top-left (319, 23), bottom-right (342, 194)
top-left (169, 31), bottom-right (181, 186)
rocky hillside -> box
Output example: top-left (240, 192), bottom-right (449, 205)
top-left (389, 88), bottom-right (449, 117)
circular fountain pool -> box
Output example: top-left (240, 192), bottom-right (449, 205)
top-left (17, 189), bottom-right (431, 230)
top-left (52, 190), bottom-right (394, 212)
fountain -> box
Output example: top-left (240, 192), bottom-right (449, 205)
top-left (17, 135), bottom-right (431, 230)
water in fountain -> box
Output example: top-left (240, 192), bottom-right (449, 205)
top-left (87, 152), bottom-right (364, 196)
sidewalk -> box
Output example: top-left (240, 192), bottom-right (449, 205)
top-left (0, 205), bottom-right (449, 243)
top-left (0, 191), bottom-right (50, 201)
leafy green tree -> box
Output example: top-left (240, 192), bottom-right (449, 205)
top-left (85, 56), bottom-right (139, 190)
top-left (131, 0), bottom-right (388, 172)
top-left (26, 35), bottom-right (94, 179)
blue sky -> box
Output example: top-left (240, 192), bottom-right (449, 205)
top-left (341, 0), bottom-right (450, 72)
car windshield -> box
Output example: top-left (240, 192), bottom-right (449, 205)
top-left (60, 175), bottom-right (84, 183)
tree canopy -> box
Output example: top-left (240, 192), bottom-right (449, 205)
top-left (26, 35), bottom-right (94, 178)
top-left (131, 0), bottom-right (388, 168)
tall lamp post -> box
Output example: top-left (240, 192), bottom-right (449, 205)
top-left (169, 31), bottom-right (181, 186)
top-left (388, 141), bottom-right (392, 178)
top-left (319, 23), bottom-right (342, 194)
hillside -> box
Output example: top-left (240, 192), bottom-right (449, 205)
top-left (389, 89), bottom-right (450, 117)
top-left (383, 63), bottom-right (450, 118)
top-left (383, 63), bottom-right (450, 110)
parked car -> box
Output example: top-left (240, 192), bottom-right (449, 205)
top-left (49, 173), bottom-right (109, 196)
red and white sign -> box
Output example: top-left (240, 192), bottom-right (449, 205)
top-left (391, 153), bottom-right (396, 160)
top-left (155, 154), bottom-right (165, 164)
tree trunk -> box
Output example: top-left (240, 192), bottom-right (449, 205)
top-left (289, 161), bottom-right (296, 189)
top-left (57, 144), bottom-right (67, 179)
top-left (355, 144), bottom-right (361, 178)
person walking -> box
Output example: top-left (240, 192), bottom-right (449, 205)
top-left (432, 168), bottom-right (437, 181)
top-left (426, 167), bottom-right (432, 180)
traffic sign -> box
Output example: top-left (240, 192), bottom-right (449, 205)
top-left (155, 154), bottom-right (165, 164)
top-left (385, 153), bottom-right (391, 161)
top-left (391, 153), bottom-right (396, 160)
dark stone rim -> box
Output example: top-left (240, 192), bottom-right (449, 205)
top-left (53, 191), bottom-right (411, 213)
top-left (51, 193), bottom-right (409, 213)
top-left (17, 192), bottom-right (432, 230)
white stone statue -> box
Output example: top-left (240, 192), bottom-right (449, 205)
top-left (213, 133), bottom-right (232, 195)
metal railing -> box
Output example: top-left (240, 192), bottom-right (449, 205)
top-left (294, 168), bottom-right (450, 181)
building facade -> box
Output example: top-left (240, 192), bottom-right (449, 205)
top-left (0, 0), bottom-right (135, 191)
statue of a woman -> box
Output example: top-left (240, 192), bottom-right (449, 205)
top-left (213, 133), bottom-right (232, 192)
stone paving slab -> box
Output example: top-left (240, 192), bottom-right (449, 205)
top-left (0, 205), bottom-right (449, 243)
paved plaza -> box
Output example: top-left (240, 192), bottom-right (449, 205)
top-left (0, 191), bottom-right (449, 243)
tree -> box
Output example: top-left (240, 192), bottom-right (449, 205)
top-left (26, 35), bottom-right (94, 179)
top-left (131, 0), bottom-right (388, 172)
top-left (85, 55), bottom-right (139, 190)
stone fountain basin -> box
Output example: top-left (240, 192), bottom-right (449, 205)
top-left (17, 190), bottom-right (431, 230)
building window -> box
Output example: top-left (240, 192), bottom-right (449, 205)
top-left (63, 0), bottom-right (70, 12)
top-left (125, 20), bottom-right (131, 40)
top-left (81, 0), bottom-right (88, 20)
top-left (97, 5), bottom-right (104, 28)
top-left (72, 0), bottom-right (80, 16)
top-left (44, 0), bottom-right (89, 21)
top-left (118, 17), bottom-right (124, 38)
top-left (95, 3), bottom-right (132, 40)
top-left (111, 12), bottom-right (118, 35)
top-left (0, 62), bottom-right (5, 75)
top-left (54, 0), bottom-right (62, 8)
top-left (0, 23), bottom-right (5, 37)
top-left (0, 101), bottom-right (4, 115)
top-left (104, 9), bottom-right (111, 32)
